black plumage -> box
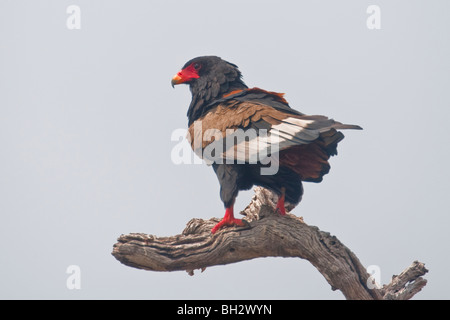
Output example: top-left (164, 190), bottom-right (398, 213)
top-left (172, 56), bottom-right (361, 233)
top-left (182, 56), bottom-right (248, 125)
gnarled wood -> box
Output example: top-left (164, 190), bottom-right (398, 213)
top-left (112, 187), bottom-right (428, 300)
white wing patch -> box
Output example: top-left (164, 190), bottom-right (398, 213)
top-left (194, 116), bottom-right (351, 165)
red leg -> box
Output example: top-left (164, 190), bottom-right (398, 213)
top-left (211, 205), bottom-right (246, 234)
top-left (275, 187), bottom-right (286, 216)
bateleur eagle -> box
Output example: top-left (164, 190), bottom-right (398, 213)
top-left (171, 56), bottom-right (361, 234)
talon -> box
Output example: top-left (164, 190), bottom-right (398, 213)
top-left (211, 206), bottom-right (248, 233)
top-left (211, 218), bottom-right (246, 234)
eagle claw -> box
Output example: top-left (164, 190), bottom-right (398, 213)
top-left (211, 218), bottom-right (250, 234)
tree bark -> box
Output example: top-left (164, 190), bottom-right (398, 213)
top-left (112, 187), bottom-right (428, 300)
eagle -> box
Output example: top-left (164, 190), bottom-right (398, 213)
top-left (171, 56), bottom-right (361, 233)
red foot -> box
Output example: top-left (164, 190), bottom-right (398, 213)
top-left (275, 189), bottom-right (286, 216)
top-left (211, 206), bottom-right (246, 234)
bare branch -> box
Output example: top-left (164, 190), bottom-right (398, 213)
top-left (112, 187), bottom-right (427, 300)
top-left (382, 261), bottom-right (429, 300)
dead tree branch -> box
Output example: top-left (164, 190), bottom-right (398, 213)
top-left (112, 187), bottom-right (428, 300)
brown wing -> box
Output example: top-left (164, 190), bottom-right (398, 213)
top-left (186, 98), bottom-right (360, 180)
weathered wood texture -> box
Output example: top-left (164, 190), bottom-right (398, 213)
top-left (112, 187), bottom-right (427, 300)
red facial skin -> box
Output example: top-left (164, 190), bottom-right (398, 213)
top-left (171, 63), bottom-right (200, 86)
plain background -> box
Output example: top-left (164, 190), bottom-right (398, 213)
top-left (0, 0), bottom-right (449, 299)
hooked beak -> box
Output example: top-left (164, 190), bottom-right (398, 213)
top-left (171, 73), bottom-right (184, 88)
top-left (171, 66), bottom-right (200, 88)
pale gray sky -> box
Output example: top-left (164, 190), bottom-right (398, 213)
top-left (1, 0), bottom-right (449, 299)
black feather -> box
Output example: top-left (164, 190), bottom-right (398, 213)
top-left (183, 56), bottom-right (248, 125)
